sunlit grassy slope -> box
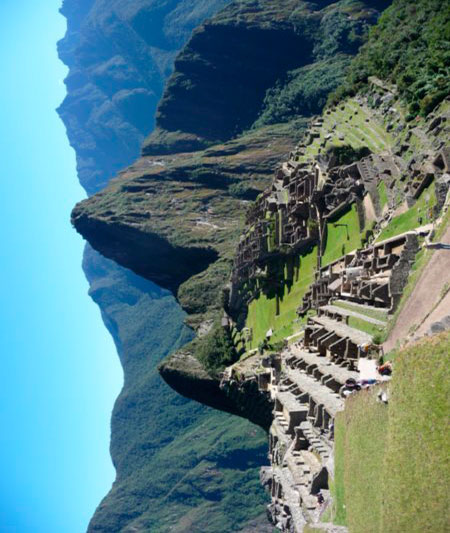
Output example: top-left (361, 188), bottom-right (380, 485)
top-left (322, 204), bottom-right (363, 267)
top-left (245, 246), bottom-right (317, 350)
top-left (332, 331), bottom-right (450, 533)
top-left (376, 181), bottom-right (436, 242)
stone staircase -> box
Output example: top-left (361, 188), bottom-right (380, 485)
top-left (264, 336), bottom-right (362, 531)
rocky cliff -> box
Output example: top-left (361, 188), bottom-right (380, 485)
top-left (58, 0), bottom-right (230, 194)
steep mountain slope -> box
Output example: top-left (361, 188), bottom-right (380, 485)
top-left (82, 247), bottom-right (269, 533)
top-left (58, 1), bottom-right (278, 532)
top-left (143, 0), bottom-right (391, 155)
top-left (64, 1), bottom-right (411, 531)
top-left (68, 0), bottom-right (449, 530)
top-left (178, 1), bottom-right (448, 530)
top-left (58, 0), bottom-right (230, 194)
top-left (72, 0), bottom-right (390, 377)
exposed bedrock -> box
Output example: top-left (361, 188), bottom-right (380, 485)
top-left (72, 211), bottom-right (218, 294)
top-left (158, 350), bottom-right (273, 430)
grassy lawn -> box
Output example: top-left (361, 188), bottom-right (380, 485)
top-left (331, 416), bottom-right (347, 526)
top-left (245, 246), bottom-right (317, 349)
top-left (376, 182), bottom-right (436, 242)
top-left (381, 333), bottom-right (450, 533)
top-left (331, 332), bottom-right (450, 533)
top-left (322, 205), bottom-right (363, 266)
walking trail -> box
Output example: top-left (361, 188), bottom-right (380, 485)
top-left (384, 225), bottom-right (450, 352)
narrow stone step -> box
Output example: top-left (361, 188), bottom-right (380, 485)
top-left (284, 367), bottom-right (344, 418)
top-left (287, 345), bottom-right (360, 387)
top-left (320, 304), bottom-right (387, 326)
top-left (333, 298), bottom-right (389, 320)
top-left (311, 315), bottom-right (373, 345)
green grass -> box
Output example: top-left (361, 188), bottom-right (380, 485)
top-left (335, 389), bottom-right (388, 533)
top-left (333, 300), bottom-right (388, 322)
top-left (245, 246), bottom-right (317, 350)
top-left (329, 0), bottom-right (450, 117)
top-left (377, 180), bottom-right (388, 210)
top-left (302, 98), bottom-right (394, 164)
top-left (330, 417), bottom-right (347, 526)
top-left (333, 332), bottom-right (450, 533)
top-left (322, 205), bottom-right (363, 266)
top-left (376, 182), bottom-right (436, 242)
top-left (380, 333), bottom-right (450, 533)
top-left (347, 315), bottom-right (385, 338)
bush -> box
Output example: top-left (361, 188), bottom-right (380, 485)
top-left (255, 57), bottom-right (351, 126)
top-left (228, 181), bottom-right (259, 200)
top-left (198, 320), bottom-right (237, 374)
top-left (328, 144), bottom-right (371, 166)
top-left (328, 0), bottom-right (450, 116)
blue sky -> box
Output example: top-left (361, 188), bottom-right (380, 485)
top-left (0, 1), bottom-right (123, 531)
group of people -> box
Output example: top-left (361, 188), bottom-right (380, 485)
top-left (341, 360), bottom-right (392, 398)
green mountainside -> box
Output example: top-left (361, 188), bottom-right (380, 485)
top-left (82, 246), bottom-right (270, 533)
top-left (58, 0), bottom-right (230, 194)
top-left (330, 0), bottom-right (450, 116)
top-left (72, 0), bottom-right (390, 417)
top-left (143, 0), bottom-right (391, 155)
top-left (59, 1), bottom-right (277, 531)
top-left (66, 0), bottom-right (449, 531)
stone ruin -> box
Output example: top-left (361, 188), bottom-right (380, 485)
top-left (221, 96), bottom-right (450, 532)
top-left (299, 232), bottom-right (419, 316)
top-left (225, 233), bottom-right (414, 531)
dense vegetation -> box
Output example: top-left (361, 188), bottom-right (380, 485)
top-left (83, 248), bottom-right (269, 532)
top-left (146, 0), bottom-right (391, 154)
top-left (59, 0), bottom-right (230, 194)
top-left (329, 0), bottom-right (450, 116)
top-left (198, 321), bottom-right (238, 375)
top-left (332, 332), bottom-right (450, 532)
top-left (254, 57), bottom-right (351, 126)
top-left (253, 0), bottom-right (391, 127)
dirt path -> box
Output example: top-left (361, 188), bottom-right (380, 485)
top-left (384, 226), bottom-right (450, 352)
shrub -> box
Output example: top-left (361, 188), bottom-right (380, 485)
top-left (198, 320), bottom-right (237, 374)
top-left (328, 0), bottom-right (450, 116)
